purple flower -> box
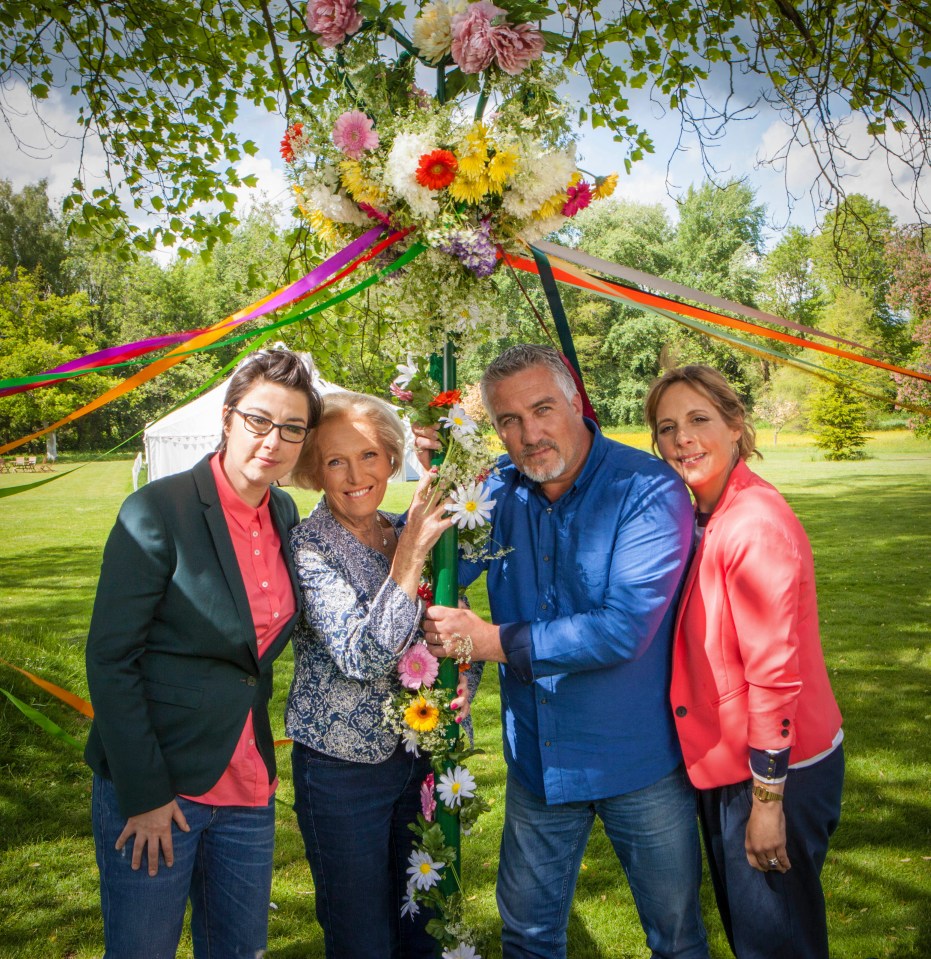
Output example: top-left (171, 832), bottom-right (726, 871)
top-left (441, 220), bottom-right (499, 278)
top-left (332, 110), bottom-right (379, 160)
top-left (306, 0), bottom-right (363, 48)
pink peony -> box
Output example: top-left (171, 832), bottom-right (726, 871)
top-left (562, 181), bottom-right (593, 217)
top-left (450, 1), bottom-right (504, 74)
top-left (332, 110), bottom-right (380, 160)
top-left (490, 21), bottom-right (545, 76)
top-left (398, 643), bottom-right (440, 690)
top-left (306, 0), bottom-right (363, 48)
top-left (420, 773), bottom-right (436, 821)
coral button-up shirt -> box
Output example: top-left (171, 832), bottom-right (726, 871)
top-left (180, 454), bottom-right (296, 806)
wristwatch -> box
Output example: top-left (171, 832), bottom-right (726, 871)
top-left (752, 784), bottom-right (784, 803)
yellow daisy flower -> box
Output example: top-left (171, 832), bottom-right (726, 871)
top-left (457, 150), bottom-right (487, 180)
top-left (308, 210), bottom-right (342, 246)
top-left (594, 173), bottom-right (619, 199)
top-left (487, 149), bottom-right (519, 188)
top-left (448, 173), bottom-right (491, 204)
top-left (339, 159), bottom-right (387, 206)
top-left (404, 697), bottom-right (440, 733)
top-left (533, 192), bottom-right (568, 220)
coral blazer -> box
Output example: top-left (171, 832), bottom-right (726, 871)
top-left (670, 460), bottom-right (842, 790)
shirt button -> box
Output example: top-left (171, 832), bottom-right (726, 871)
top-left (261, 581), bottom-right (269, 588)
top-left (782, 719), bottom-right (791, 727)
top-left (675, 706), bottom-right (688, 717)
top-left (781, 728), bottom-right (790, 738)
top-left (541, 603), bottom-right (547, 610)
top-left (254, 549), bottom-right (261, 556)
top-left (258, 638), bottom-right (264, 645)
top-left (540, 698), bottom-right (548, 704)
top-left (544, 740), bottom-right (551, 747)
top-left (273, 612), bottom-right (280, 619)
top-left (246, 677), bottom-right (257, 686)
top-left (252, 530), bottom-right (259, 538)
top-left (248, 739), bottom-right (254, 746)
top-left (543, 555), bottom-right (549, 562)
top-left (546, 507), bottom-right (553, 514)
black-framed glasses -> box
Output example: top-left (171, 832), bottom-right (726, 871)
top-left (229, 408), bottom-right (310, 444)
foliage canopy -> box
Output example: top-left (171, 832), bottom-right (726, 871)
top-left (1, 0), bottom-right (929, 251)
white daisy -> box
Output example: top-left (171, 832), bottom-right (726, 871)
top-left (448, 482), bottom-right (496, 530)
top-left (437, 765), bottom-right (477, 808)
top-left (407, 850), bottom-right (444, 891)
top-left (401, 880), bottom-right (421, 918)
top-left (439, 404), bottom-right (478, 437)
top-left (443, 943), bottom-right (480, 959)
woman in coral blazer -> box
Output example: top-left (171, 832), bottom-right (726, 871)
top-left (646, 365), bottom-right (843, 959)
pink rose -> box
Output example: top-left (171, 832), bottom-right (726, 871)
top-left (450, 1), bottom-right (504, 74)
top-left (490, 21), bottom-right (545, 76)
top-left (306, 0), bottom-right (363, 48)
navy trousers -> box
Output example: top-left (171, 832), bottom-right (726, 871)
top-left (698, 744), bottom-right (844, 959)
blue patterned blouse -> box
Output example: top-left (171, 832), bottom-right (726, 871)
top-left (284, 497), bottom-right (422, 763)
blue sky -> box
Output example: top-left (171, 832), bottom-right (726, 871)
top-left (2, 63), bottom-right (928, 254)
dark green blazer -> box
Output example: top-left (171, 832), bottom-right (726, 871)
top-left (85, 455), bottom-right (301, 818)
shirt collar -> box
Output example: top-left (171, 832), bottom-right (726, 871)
top-left (210, 452), bottom-right (270, 530)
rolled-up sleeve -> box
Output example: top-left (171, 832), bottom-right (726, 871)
top-left (293, 543), bottom-right (422, 681)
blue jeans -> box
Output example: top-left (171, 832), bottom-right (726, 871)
top-left (497, 766), bottom-right (708, 959)
top-left (698, 743), bottom-right (845, 959)
top-left (291, 741), bottom-right (435, 959)
top-left (91, 775), bottom-right (275, 959)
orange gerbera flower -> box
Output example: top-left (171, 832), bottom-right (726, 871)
top-left (404, 697), bottom-right (440, 732)
top-left (415, 150), bottom-right (459, 190)
top-left (429, 389), bottom-right (462, 408)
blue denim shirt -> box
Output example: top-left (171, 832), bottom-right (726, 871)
top-left (463, 422), bottom-right (693, 804)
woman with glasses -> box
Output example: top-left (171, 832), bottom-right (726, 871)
top-left (85, 348), bottom-right (322, 959)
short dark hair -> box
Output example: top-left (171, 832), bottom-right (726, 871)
top-left (218, 349), bottom-right (322, 452)
top-left (644, 364), bottom-right (759, 461)
top-left (479, 344), bottom-right (578, 416)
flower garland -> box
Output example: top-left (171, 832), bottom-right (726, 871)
top-left (281, 0), bottom-right (618, 354)
top-left (380, 354), bottom-right (508, 956)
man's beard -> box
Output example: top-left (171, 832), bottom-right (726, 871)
top-left (517, 441), bottom-right (566, 483)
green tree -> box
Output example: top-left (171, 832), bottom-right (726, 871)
top-left (759, 226), bottom-right (825, 331)
top-left (0, 179), bottom-right (69, 294)
top-left (809, 384), bottom-right (868, 460)
top-left (0, 269), bottom-right (116, 451)
top-left (2, 2), bottom-right (929, 250)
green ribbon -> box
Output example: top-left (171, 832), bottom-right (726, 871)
top-left (0, 686), bottom-right (84, 752)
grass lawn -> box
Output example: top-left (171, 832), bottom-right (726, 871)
top-left (1, 430), bottom-right (929, 958)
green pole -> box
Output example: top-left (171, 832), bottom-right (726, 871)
top-left (429, 342), bottom-right (461, 911)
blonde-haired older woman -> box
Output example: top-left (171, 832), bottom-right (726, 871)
top-left (645, 365), bottom-right (844, 959)
top-left (286, 391), bottom-right (462, 959)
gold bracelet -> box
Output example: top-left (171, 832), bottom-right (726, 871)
top-left (752, 784), bottom-right (784, 803)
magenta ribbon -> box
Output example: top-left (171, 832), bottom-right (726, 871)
top-left (0, 227), bottom-right (386, 398)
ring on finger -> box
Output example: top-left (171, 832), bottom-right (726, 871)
top-left (766, 857), bottom-right (779, 869)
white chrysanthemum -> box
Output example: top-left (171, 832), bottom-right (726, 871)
top-left (504, 148), bottom-right (577, 218)
top-left (439, 404), bottom-right (478, 437)
top-left (395, 354), bottom-right (419, 389)
top-left (385, 131), bottom-right (441, 218)
top-left (448, 482), bottom-right (495, 530)
top-left (401, 726), bottom-right (421, 757)
top-left (442, 944), bottom-right (480, 959)
top-left (520, 213), bottom-right (568, 244)
top-left (303, 175), bottom-right (370, 226)
top-left (412, 0), bottom-right (469, 64)
top-left (407, 850), bottom-right (444, 891)
top-left (437, 765), bottom-right (477, 808)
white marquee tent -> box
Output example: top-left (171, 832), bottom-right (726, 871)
top-left (142, 368), bottom-right (421, 485)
